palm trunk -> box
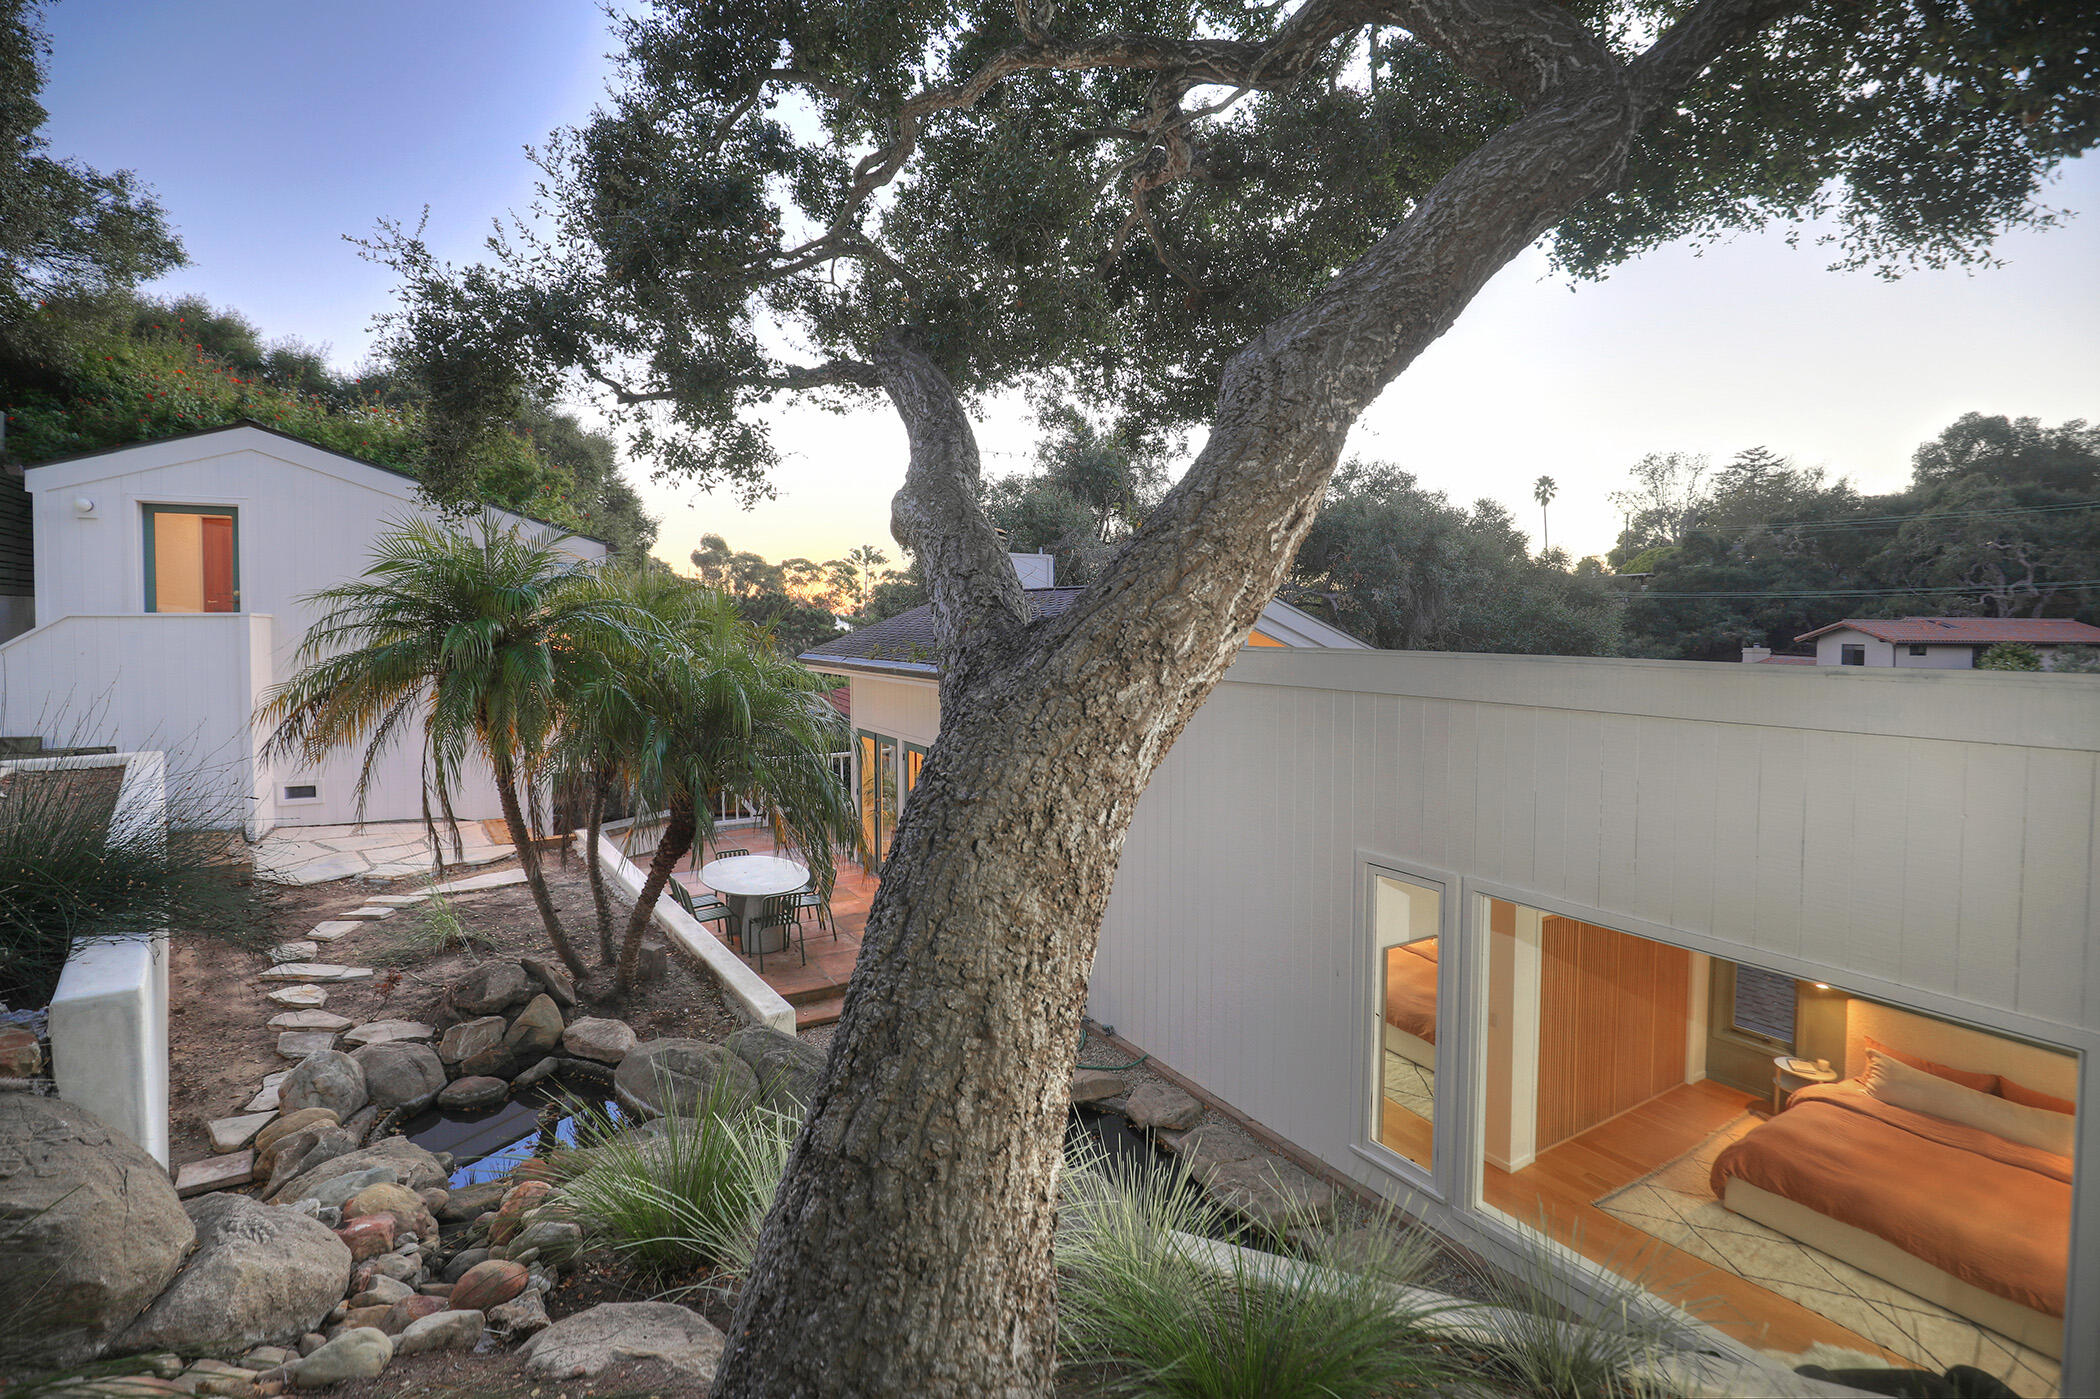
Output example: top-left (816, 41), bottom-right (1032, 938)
top-left (614, 800), bottom-right (696, 992)
top-left (586, 769), bottom-right (617, 964)
top-left (493, 750), bottom-right (589, 980)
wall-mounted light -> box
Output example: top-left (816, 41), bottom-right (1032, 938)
top-left (1811, 982), bottom-right (1832, 991)
top-left (72, 497), bottom-right (96, 516)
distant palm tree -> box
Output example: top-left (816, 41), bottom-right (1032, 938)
top-left (610, 593), bottom-right (858, 992)
top-left (1533, 475), bottom-right (1558, 554)
top-left (842, 543), bottom-right (889, 616)
top-left (260, 517), bottom-right (652, 978)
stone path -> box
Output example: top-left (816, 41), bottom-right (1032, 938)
top-left (252, 821), bottom-right (515, 886)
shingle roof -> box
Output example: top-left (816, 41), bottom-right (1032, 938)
top-left (1795, 617), bottom-right (2100, 646)
top-left (802, 588), bottom-right (1088, 672)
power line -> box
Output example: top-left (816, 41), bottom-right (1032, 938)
top-left (1623, 579), bottom-right (2100, 601)
top-left (1664, 498), bottom-right (2100, 537)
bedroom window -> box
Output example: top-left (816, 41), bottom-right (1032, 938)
top-left (1370, 870), bottom-right (1442, 1172)
top-left (1728, 964), bottom-right (1797, 1047)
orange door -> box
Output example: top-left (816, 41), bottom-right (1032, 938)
top-left (201, 514), bottom-right (236, 611)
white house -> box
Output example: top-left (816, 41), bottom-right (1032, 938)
top-left (1791, 616), bottom-right (2100, 668)
top-left (799, 555), bottom-right (1366, 863)
top-left (0, 423), bottom-right (608, 834)
top-left (1086, 647), bottom-right (2100, 1394)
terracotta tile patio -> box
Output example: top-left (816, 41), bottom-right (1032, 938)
top-left (672, 827), bottom-right (875, 1028)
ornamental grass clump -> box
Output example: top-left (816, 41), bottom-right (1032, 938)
top-left (1056, 1141), bottom-right (1457, 1399)
top-left (552, 1072), bottom-right (800, 1282)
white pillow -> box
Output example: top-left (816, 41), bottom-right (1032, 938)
top-left (1862, 1050), bottom-right (2076, 1158)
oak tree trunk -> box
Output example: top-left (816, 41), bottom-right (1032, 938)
top-left (615, 801), bottom-right (696, 992)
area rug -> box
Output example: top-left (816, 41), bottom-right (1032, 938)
top-left (1595, 1114), bottom-right (2060, 1398)
top-left (1382, 1051), bottom-right (1434, 1121)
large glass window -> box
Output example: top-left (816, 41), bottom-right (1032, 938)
top-left (857, 732), bottom-right (879, 859)
top-left (1477, 897), bottom-right (2073, 1395)
top-left (1371, 871), bottom-right (1441, 1170)
top-left (144, 506), bottom-right (238, 612)
top-left (875, 736), bottom-right (899, 862)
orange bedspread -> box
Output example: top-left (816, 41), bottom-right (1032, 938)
top-left (1382, 943), bottom-right (1438, 1044)
top-left (1711, 1082), bottom-right (2071, 1318)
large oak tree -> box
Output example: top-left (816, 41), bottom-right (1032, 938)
top-left (374, 1), bottom-right (2097, 1392)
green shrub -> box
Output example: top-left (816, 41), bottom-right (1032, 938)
top-left (1976, 641), bottom-right (2043, 671)
top-left (1057, 1142), bottom-right (1454, 1399)
top-left (552, 1074), bottom-right (800, 1282)
top-left (2047, 645), bottom-right (2100, 673)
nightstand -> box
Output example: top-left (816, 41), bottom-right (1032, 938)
top-left (1772, 1055), bottom-right (1838, 1113)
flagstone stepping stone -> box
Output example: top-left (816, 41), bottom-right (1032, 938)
top-left (245, 1071), bottom-right (292, 1114)
top-left (271, 1010), bottom-right (355, 1032)
top-left (340, 1020), bottom-right (434, 1048)
top-left (366, 893), bottom-right (431, 907)
top-left (430, 869), bottom-right (529, 894)
top-left (268, 985), bottom-right (329, 1008)
top-left (261, 964), bottom-right (374, 983)
top-left (366, 862), bottom-right (437, 879)
top-left (260, 850), bottom-right (368, 886)
top-left (175, 1150), bottom-right (256, 1198)
top-left (278, 1031), bottom-right (340, 1060)
top-left (269, 940), bottom-right (320, 963)
top-left (343, 905), bottom-right (397, 920)
top-left (309, 921), bottom-right (362, 942)
top-left (207, 1111), bottom-right (278, 1154)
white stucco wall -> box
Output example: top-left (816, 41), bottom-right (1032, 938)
top-left (13, 429), bottom-right (606, 828)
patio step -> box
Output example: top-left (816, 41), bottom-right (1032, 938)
top-left (793, 992), bottom-right (846, 1029)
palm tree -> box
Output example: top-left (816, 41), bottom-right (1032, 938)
top-left (1533, 475), bottom-right (1558, 554)
top-left (611, 593), bottom-right (858, 992)
top-left (841, 543), bottom-right (889, 617)
top-left (260, 516), bottom-right (652, 978)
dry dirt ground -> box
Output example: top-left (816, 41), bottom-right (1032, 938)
top-left (168, 858), bottom-right (741, 1169)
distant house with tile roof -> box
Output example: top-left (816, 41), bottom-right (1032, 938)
top-left (1791, 616), bottom-right (2100, 669)
top-left (799, 553), bottom-right (1365, 864)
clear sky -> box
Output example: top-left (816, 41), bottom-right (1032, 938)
top-left (38, 2), bottom-right (2100, 570)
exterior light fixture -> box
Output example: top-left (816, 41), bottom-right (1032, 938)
top-left (73, 497), bottom-right (96, 515)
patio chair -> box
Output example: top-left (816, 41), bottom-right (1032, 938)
top-left (791, 869), bottom-right (838, 940)
top-left (667, 880), bottom-right (732, 938)
top-left (749, 894), bottom-right (805, 972)
top-left (712, 847), bottom-right (750, 861)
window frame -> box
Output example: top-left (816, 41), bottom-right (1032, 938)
top-left (142, 503), bottom-right (241, 614)
top-left (1840, 643), bottom-right (1866, 666)
top-left (1351, 854), bottom-right (1461, 1203)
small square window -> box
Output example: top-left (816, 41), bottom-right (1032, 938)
top-left (1840, 644), bottom-right (1866, 666)
top-left (280, 783), bottom-right (322, 804)
top-left (1908, 644), bottom-right (1928, 657)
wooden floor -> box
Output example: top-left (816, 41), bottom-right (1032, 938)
top-left (1382, 1081), bottom-right (1905, 1363)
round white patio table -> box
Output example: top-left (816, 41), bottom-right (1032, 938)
top-left (697, 855), bottom-right (809, 956)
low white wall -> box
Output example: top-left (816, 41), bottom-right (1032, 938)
top-left (8, 750), bottom-right (172, 1164)
top-left (590, 827), bottom-right (796, 1035)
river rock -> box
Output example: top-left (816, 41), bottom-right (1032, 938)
top-left (288, 1328), bottom-right (392, 1388)
top-left (448, 963), bottom-right (530, 1016)
top-left (0, 1025), bottom-right (40, 1076)
top-left (511, 1219), bottom-right (585, 1267)
top-left (518, 957), bottom-right (577, 1011)
top-left (0, 1095), bottom-right (196, 1366)
top-left (436, 1016), bottom-right (505, 1066)
top-left (279, 1051), bottom-right (367, 1120)
top-left (723, 1025), bottom-right (823, 1111)
top-left (441, 1247), bottom-right (491, 1281)
top-left (518, 1301), bottom-right (725, 1381)
top-left (254, 1109), bottom-right (340, 1171)
top-left (437, 1182), bottom-right (507, 1223)
top-left (436, 1076), bottom-right (507, 1111)
top-left (392, 1308), bottom-right (484, 1355)
top-left (561, 1017), bottom-right (636, 1064)
top-left (613, 1038), bottom-right (757, 1118)
top-left (334, 1216), bottom-right (396, 1263)
top-left (510, 1055), bottom-right (560, 1089)
top-left (348, 1041), bottom-right (446, 1114)
top-left (348, 1276), bottom-right (414, 1308)
top-left (502, 994), bottom-right (564, 1061)
top-left (340, 1020), bottom-right (434, 1049)
top-left (485, 1288), bottom-right (550, 1337)
top-left (344, 1183), bottom-right (438, 1242)
top-left (1123, 1081), bottom-right (1204, 1132)
top-left (450, 1259), bottom-right (529, 1311)
top-left (116, 1193), bottom-right (351, 1354)
top-left (382, 1294), bottom-right (448, 1335)
top-left (270, 1138), bottom-right (446, 1209)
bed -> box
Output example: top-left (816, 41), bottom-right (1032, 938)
top-left (1382, 939), bottom-right (1439, 1066)
top-left (1710, 1076), bottom-right (2072, 1358)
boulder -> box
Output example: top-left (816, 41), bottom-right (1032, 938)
top-left (269, 1138), bottom-right (446, 1210)
top-left (1070, 1069), bottom-right (1126, 1105)
top-left (436, 1076), bottom-right (508, 1111)
top-left (450, 1259), bottom-right (529, 1312)
top-left (509, 1055), bottom-right (560, 1089)
top-left (0, 1095), bottom-right (196, 1366)
top-left (381, 1295), bottom-right (448, 1335)
top-left (485, 1288), bottom-right (550, 1337)
top-left (457, 1042), bottom-right (516, 1079)
top-left (1123, 1081), bottom-right (1204, 1132)
top-left (392, 1309), bottom-right (484, 1356)
top-left (722, 1026), bottom-right (823, 1111)
top-left (348, 1042), bottom-right (446, 1114)
top-left (0, 1024), bottom-right (42, 1076)
top-left (511, 1219), bottom-right (585, 1268)
top-left (278, 1052), bottom-right (367, 1120)
top-left (448, 963), bottom-right (531, 1017)
top-left (347, 1277), bottom-right (414, 1309)
top-left (436, 1182), bottom-right (508, 1224)
top-left (1193, 1155), bottom-right (1335, 1233)
top-left (343, 1183), bottom-right (437, 1242)
top-left (436, 1016), bottom-right (505, 1066)
top-left (254, 1109), bottom-right (341, 1173)
top-left (288, 1328), bottom-right (392, 1389)
top-left (263, 1126), bottom-right (358, 1199)
top-left (501, 994), bottom-right (564, 1061)
top-left (518, 1301), bottom-right (725, 1381)
top-left (519, 957), bottom-right (577, 1012)
top-left (561, 1017), bottom-right (636, 1065)
top-left (614, 1038), bottom-right (757, 1119)
top-left (116, 1194), bottom-right (351, 1354)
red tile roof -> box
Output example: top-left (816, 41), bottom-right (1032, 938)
top-left (1755, 655), bottom-right (1817, 665)
top-left (1795, 617), bottom-right (2100, 646)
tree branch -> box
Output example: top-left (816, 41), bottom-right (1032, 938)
top-left (1372, 0), bottom-right (1615, 103)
